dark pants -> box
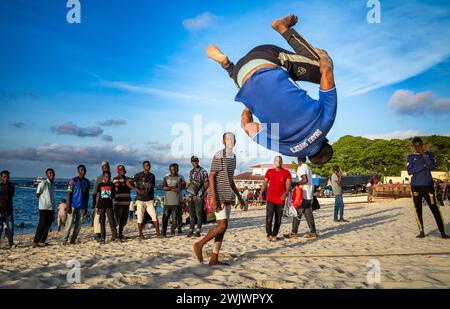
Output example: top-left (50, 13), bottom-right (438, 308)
top-left (188, 196), bottom-right (204, 232)
top-left (292, 200), bottom-right (316, 234)
top-left (0, 212), bottom-right (14, 245)
top-left (225, 28), bottom-right (321, 86)
top-left (33, 209), bottom-right (53, 244)
top-left (99, 208), bottom-right (118, 240)
top-left (176, 204), bottom-right (183, 232)
top-left (113, 204), bottom-right (129, 237)
top-left (411, 186), bottom-right (446, 234)
top-left (162, 205), bottom-right (178, 235)
top-left (266, 202), bottom-right (284, 237)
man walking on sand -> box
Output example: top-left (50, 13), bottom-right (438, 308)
top-left (207, 13), bottom-right (336, 164)
top-left (284, 157), bottom-right (318, 239)
top-left (259, 156), bottom-right (292, 241)
top-left (407, 137), bottom-right (449, 239)
top-left (193, 132), bottom-right (247, 266)
top-left (331, 166), bottom-right (348, 223)
top-left (127, 161), bottom-right (161, 239)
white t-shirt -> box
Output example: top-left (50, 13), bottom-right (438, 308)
top-left (296, 163), bottom-right (313, 200)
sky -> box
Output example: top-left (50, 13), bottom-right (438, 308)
top-left (0, 0), bottom-right (449, 179)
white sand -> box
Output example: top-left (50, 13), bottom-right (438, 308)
top-left (1, 198), bottom-right (450, 289)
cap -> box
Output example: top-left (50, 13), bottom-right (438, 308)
top-left (191, 155), bottom-right (199, 162)
top-left (101, 161), bottom-right (110, 167)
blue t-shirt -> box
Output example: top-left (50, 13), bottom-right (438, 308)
top-left (407, 152), bottom-right (436, 186)
top-left (235, 66), bottom-right (337, 157)
top-left (68, 177), bottom-right (90, 209)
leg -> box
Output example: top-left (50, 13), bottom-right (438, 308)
top-left (291, 207), bottom-right (304, 234)
top-left (411, 187), bottom-right (425, 237)
top-left (209, 219), bottom-right (229, 265)
top-left (136, 201), bottom-right (145, 237)
top-left (34, 210), bottom-right (46, 245)
top-left (99, 209), bottom-right (106, 240)
top-left (195, 198), bottom-right (204, 233)
top-left (338, 195), bottom-right (345, 221)
top-left (70, 209), bottom-right (82, 243)
top-left (39, 210), bottom-right (53, 243)
top-left (303, 203), bottom-right (317, 234)
top-left (193, 219), bottom-right (228, 263)
top-left (106, 208), bottom-right (118, 240)
top-left (206, 45), bottom-right (235, 78)
top-left (146, 201), bottom-right (161, 236)
top-left (176, 204), bottom-right (183, 233)
top-left (333, 196), bottom-right (339, 221)
top-left (266, 202), bottom-right (275, 237)
top-left (272, 204), bottom-right (284, 237)
top-left (188, 198), bottom-right (196, 233)
top-left (170, 205), bottom-right (177, 234)
top-left (162, 205), bottom-right (171, 235)
top-left (5, 214), bottom-right (14, 246)
top-left (63, 212), bottom-right (74, 241)
top-left (423, 187), bottom-right (447, 236)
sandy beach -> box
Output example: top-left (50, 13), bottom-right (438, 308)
top-left (1, 197), bottom-right (450, 289)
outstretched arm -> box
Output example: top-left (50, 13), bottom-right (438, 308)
top-left (241, 108), bottom-right (261, 138)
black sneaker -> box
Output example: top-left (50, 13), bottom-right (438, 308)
top-left (187, 231), bottom-right (194, 238)
top-left (441, 234), bottom-right (450, 239)
top-left (194, 232), bottom-right (201, 237)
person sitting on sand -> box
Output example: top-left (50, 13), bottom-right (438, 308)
top-left (193, 132), bottom-right (247, 266)
top-left (207, 13), bottom-right (336, 164)
top-left (57, 199), bottom-right (68, 232)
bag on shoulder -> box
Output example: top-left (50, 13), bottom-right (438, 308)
top-left (186, 180), bottom-right (202, 196)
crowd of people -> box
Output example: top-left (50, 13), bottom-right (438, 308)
top-left (0, 134), bottom-right (448, 265)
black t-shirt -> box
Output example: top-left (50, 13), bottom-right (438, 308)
top-left (113, 175), bottom-right (131, 206)
top-left (96, 182), bottom-right (115, 209)
top-left (131, 172), bottom-right (156, 201)
top-left (0, 182), bottom-right (15, 214)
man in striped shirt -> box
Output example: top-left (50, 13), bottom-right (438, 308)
top-left (193, 132), bottom-right (247, 266)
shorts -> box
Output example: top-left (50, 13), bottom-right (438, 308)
top-left (215, 204), bottom-right (232, 221)
top-left (136, 200), bottom-right (158, 224)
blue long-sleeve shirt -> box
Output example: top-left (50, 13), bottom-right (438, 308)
top-left (406, 152), bottom-right (436, 186)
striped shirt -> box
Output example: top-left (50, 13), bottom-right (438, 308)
top-left (113, 175), bottom-right (131, 207)
top-left (209, 149), bottom-right (236, 204)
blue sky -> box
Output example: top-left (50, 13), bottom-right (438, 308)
top-left (0, 0), bottom-right (449, 178)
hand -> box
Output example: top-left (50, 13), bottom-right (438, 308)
top-left (315, 48), bottom-right (333, 73)
top-left (136, 189), bottom-right (143, 195)
top-left (280, 193), bottom-right (287, 201)
top-left (258, 194), bottom-right (264, 202)
top-left (210, 198), bottom-right (218, 211)
top-left (67, 207), bottom-right (72, 214)
top-left (238, 197), bottom-right (247, 208)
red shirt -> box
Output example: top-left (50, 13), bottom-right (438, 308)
top-left (265, 168), bottom-right (292, 205)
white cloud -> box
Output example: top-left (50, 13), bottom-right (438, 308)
top-left (364, 130), bottom-right (422, 140)
top-left (182, 12), bottom-right (218, 32)
top-left (388, 89), bottom-right (450, 115)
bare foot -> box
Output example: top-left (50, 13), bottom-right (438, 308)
top-left (209, 260), bottom-right (230, 266)
top-left (206, 45), bottom-right (230, 67)
top-left (271, 14), bottom-right (298, 34)
top-left (192, 242), bottom-right (203, 263)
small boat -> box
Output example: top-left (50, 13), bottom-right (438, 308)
top-left (32, 177), bottom-right (45, 187)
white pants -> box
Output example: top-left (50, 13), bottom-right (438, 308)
top-left (136, 200), bottom-right (158, 224)
top-left (215, 205), bottom-right (232, 221)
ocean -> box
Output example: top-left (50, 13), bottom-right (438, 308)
top-left (5, 178), bottom-right (170, 235)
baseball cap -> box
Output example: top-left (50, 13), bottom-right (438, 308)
top-left (191, 155), bottom-right (199, 162)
